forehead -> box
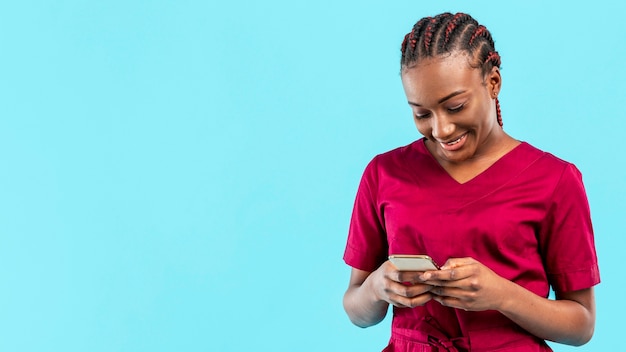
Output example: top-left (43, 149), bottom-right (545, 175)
top-left (401, 53), bottom-right (484, 104)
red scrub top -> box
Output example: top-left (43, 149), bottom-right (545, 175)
top-left (344, 139), bottom-right (600, 352)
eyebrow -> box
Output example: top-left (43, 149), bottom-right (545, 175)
top-left (407, 90), bottom-right (467, 107)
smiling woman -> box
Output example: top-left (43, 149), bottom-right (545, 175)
top-left (342, 12), bottom-right (600, 351)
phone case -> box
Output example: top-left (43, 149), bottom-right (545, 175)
top-left (388, 255), bottom-right (440, 271)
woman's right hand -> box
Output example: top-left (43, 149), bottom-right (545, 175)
top-left (369, 260), bottom-right (435, 308)
top-left (344, 261), bottom-right (435, 327)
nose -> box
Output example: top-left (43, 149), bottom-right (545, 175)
top-left (430, 114), bottom-right (455, 141)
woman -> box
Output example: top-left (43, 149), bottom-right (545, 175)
top-left (342, 12), bottom-right (600, 351)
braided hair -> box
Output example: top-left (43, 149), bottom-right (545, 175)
top-left (400, 12), bottom-right (503, 127)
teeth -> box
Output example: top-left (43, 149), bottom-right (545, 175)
top-left (447, 135), bottom-right (464, 145)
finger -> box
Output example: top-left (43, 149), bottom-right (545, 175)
top-left (384, 266), bottom-right (428, 283)
top-left (397, 271), bottom-right (429, 284)
top-left (387, 280), bottom-right (434, 298)
top-left (390, 292), bottom-right (434, 308)
top-left (385, 287), bottom-right (419, 307)
top-left (440, 257), bottom-right (476, 270)
top-left (420, 265), bottom-right (474, 284)
top-left (432, 295), bottom-right (466, 310)
top-left (430, 285), bottom-right (466, 298)
top-left (409, 292), bottom-right (434, 308)
top-left (388, 298), bottom-right (412, 308)
top-left (385, 267), bottom-right (408, 283)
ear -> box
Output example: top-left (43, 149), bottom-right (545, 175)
top-left (487, 66), bottom-right (502, 98)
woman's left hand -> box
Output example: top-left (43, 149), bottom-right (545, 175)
top-left (419, 257), bottom-right (511, 312)
top-left (420, 257), bottom-right (596, 346)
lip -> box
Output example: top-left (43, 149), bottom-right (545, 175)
top-left (438, 133), bottom-right (468, 151)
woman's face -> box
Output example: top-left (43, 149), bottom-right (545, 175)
top-left (401, 52), bottom-right (502, 165)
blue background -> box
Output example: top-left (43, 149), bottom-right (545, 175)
top-left (0, 1), bottom-right (623, 351)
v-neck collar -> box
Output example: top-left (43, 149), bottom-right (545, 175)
top-left (411, 138), bottom-right (530, 187)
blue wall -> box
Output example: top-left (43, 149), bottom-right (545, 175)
top-left (0, 1), bottom-right (622, 350)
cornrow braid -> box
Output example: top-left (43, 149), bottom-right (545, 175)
top-left (469, 25), bottom-right (488, 46)
top-left (400, 30), bottom-right (412, 57)
top-left (422, 14), bottom-right (453, 55)
top-left (408, 28), bottom-right (417, 50)
top-left (400, 12), bottom-right (504, 127)
top-left (430, 12), bottom-right (453, 55)
top-left (443, 13), bottom-right (471, 47)
top-left (423, 18), bottom-right (438, 53)
top-left (496, 98), bottom-right (503, 127)
top-left (410, 17), bottom-right (431, 58)
top-left (484, 51), bottom-right (503, 126)
top-left (484, 51), bottom-right (501, 67)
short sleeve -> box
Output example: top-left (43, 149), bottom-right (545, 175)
top-left (540, 164), bottom-right (600, 292)
top-left (343, 157), bottom-right (389, 272)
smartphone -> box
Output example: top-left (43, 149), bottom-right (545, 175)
top-left (388, 254), bottom-right (440, 271)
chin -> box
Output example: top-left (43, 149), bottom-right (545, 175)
top-left (440, 147), bottom-right (475, 164)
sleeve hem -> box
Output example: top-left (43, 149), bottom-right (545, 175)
top-left (548, 265), bottom-right (601, 292)
top-left (343, 246), bottom-right (384, 273)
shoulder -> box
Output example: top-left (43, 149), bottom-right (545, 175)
top-left (518, 142), bottom-right (579, 174)
top-left (356, 139), bottom-right (427, 190)
top-left (517, 142), bottom-right (585, 192)
top-left (366, 139), bottom-right (427, 171)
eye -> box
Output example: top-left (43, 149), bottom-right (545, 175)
top-left (414, 112), bottom-right (431, 119)
top-left (447, 103), bottom-right (465, 113)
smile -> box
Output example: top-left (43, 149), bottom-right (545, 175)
top-left (445, 133), bottom-right (467, 145)
top-left (438, 133), bottom-right (468, 151)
